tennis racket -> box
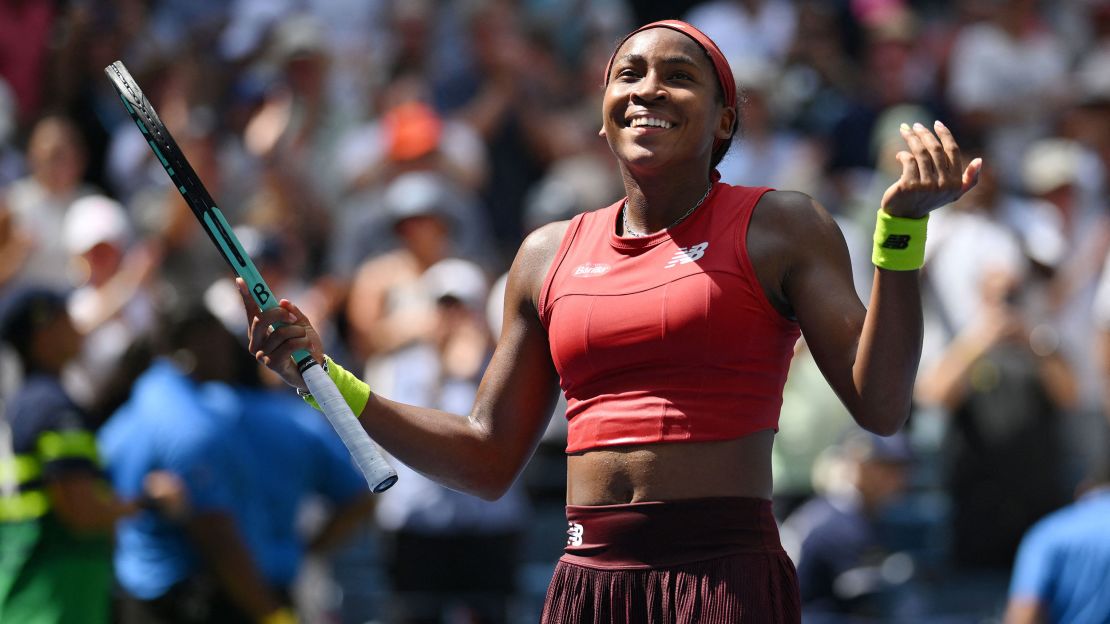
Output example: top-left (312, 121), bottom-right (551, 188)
top-left (105, 61), bottom-right (398, 493)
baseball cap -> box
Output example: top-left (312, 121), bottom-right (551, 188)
top-left (1023, 139), bottom-right (1081, 195)
top-left (63, 194), bottom-right (132, 255)
top-left (421, 258), bottom-right (488, 310)
top-left (269, 13), bottom-right (327, 64)
top-left (383, 172), bottom-right (456, 228)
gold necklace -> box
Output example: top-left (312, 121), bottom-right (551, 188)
top-left (622, 184), bottom-right (712, 238)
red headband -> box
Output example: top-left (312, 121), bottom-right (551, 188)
top-left (604, 20), bottom-right (737, 113)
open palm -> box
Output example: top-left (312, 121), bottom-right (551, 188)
top-left (881, 120), bottom-right (983, 219)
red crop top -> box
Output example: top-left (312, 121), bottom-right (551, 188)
top-left (539, 183), bottom-right (800, 453)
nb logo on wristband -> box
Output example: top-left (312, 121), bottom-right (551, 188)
top-left (881, 234), bottom-right (912, 250)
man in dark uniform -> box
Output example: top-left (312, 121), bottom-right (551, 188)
top-left (0, 286), bottom-right (183, 624)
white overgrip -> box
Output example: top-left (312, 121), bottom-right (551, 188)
top-left (301, 363), bottom-right (398, 492)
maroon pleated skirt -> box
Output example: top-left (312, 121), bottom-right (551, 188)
top-left (541, 497), bottom-right (800, 623)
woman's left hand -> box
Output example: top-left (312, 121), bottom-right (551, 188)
top-left (881, 120), bottom-right (983, 219)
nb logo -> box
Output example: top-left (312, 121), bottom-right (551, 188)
top-left (881, 234), bottom-right (912, 250)
top-left (566, 522), bottom-right (584, 547)
top-left (253, 283), bottom-right (271, 305)
top-left (665, 242), bottom-right (709, 268)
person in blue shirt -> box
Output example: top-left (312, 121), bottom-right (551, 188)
top-left (98, 306), bottom-right (295, 624)
top-left (198, 378), bottom-right (374, 593)
top-left (1004, 457), bottom-right (1110, 624)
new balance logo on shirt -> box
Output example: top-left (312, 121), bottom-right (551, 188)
top-left (665, 242), bottom-right (709, 268)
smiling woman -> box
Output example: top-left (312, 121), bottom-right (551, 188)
top-left (243, 18), bottom-right (982, 624)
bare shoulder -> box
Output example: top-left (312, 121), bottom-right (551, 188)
top-left (518, 220), bottom-right (572, 265)
top-left (750, 190), bottom-right (848, 261)
top-left (510, 219), bottom-right (573, 305)
top-left (753, 190), bottom-right (840, 233)
top-left (748, 190), bottom-right (851, 316)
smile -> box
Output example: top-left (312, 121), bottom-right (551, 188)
top-left (628, 117), bottom-right (674, 129)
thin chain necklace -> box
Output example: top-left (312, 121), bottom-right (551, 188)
top-left (622, 184), bottom-right (712, 238)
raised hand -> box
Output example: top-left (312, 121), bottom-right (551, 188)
top-left (881, 120), bottom-right (983, 219)
top-left (236, 277), bottom-right (325, 392)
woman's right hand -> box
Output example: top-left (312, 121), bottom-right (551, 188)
top-left (236, 278), bottom-right (326, 392)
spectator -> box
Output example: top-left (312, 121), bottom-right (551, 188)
top-left (0, 286), bottom-right (184, 624)
top-left (946, 0), bottom-right (1070, 186)
top-left (200, 356), bottom-right (376, 620)
top-left (98, 307), bottom-right (295, 624)
top-left (683, 0), bottom-right (797, 64)
top-left (781, 430), bottom-right (915, 620)
top-left (919, 157), bottom-right (1026, 338)
top-left (447, 0), bottom-right (568, 249)
top-left (336, 78), bottom-right (490, 196)
top-left (916, 269), bottom-right (1074, 574)
top-left (1004, 457), bottom-right (1110, 624)
top-left (61, 194), bottom-right (159, 416)
top-left (716, 58), bottom-right (823, 195)
top-left (1009, 139), bottom-right (1110, 422)
top-left (344, 173), bottom-right (466, 363)
top-left (0, 115), bottom-right (97, 290)
top-left (331, 85), bottom-right (498, 274)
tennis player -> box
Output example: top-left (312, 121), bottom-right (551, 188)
top-left (242, 20), bottom-right (981, 622)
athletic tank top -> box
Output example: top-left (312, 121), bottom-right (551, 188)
top-left (539, 183), bottom-right (800, 453)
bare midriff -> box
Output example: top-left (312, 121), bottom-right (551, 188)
top-left (565, 429), bottom-right (775, 506)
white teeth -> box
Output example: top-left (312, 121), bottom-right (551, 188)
top-left (630, 117), bottom-right (673, 129)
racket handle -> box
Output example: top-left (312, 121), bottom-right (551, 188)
top-left (301, 362), bottom-right (398, 493)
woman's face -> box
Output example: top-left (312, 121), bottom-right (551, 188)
top-left (602, 28), bottom-right (734, 176)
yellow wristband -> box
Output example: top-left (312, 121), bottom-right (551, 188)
top-left (872, 210), bottom-right (929, 271)
top-left (300, 356), bottom-right (372, 415)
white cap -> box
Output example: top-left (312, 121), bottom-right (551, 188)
top-left (269, 13), bottom-right (327, 63)
top-left (1023, 139), bottom-right (1081, 195)
top-left (384, 171), bottom-right (456, 227)
top-left (421, 258), bottom-right (488, 311)
top-left (63, 195), bottom-right (132, 255)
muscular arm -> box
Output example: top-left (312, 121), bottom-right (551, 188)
top-left (765, 193), bottom-right (921, 435)
top-left (766, 121), bottom-right (981, 435)
top-left (244, 222), bottom-right (568, 500)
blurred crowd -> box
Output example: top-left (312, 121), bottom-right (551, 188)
top-left (1, 0), bottom-right (1110, 622)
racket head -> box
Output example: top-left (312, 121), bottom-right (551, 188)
top-left (103, 61), bottom-right (277, 314)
